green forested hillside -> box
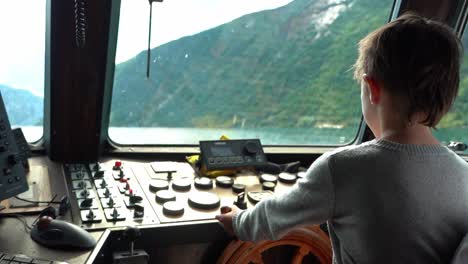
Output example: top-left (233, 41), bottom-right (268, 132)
top-left (110, 0), bottom-right (467, 130)
top-left (439, 32), bottom-right (468, 128)
top-left (0, 84), bottom-right (43, 126)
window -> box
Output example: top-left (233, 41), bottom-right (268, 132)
top-left (0, 1), bottom-right (45, 142)
top-left (435, 28), bottom-right (468, 154)
top-left (109, 0), bottom-right (394, 145)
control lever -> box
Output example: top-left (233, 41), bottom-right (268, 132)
top-left (234, 192), bottom-right (247, 210)
top-left (112, 226), bottom-right (149, 264)
top-left (126, 226), bottom-right (140, 256)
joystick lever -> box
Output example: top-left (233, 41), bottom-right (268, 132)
top-left (234, 192), bottom-right (247, 210)
top-left (126, 226), bottom-right (140, 256)
top-left (112, 226), bottom-right (149, 264)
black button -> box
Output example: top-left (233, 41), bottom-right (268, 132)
top-left (3, 168), bottom-right (11, 175)
top-left (8, 155), bottom-right (18, 165)
top-left (15, 176), bottom-right (20, 182)
top-left (94, 170), bottom-right (104, 178)
top-left (7, 178), bottom-right (13, 184)
top-left (244, 141), bottom-right (259, 154)
top-left (80, 198), bottom-right (93, 207)
top-left (129, 195), bottom-right (143, 204)
top-left (134, 204), bottom-right (144, 218)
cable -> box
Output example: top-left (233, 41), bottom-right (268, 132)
top-left (11, 194), bottom-right (68, 221)
top-left (147, 0), bottom-right (154, 78)
top-left (74, 0), bottom-right (87, 48)
top-left (0, 214), bottom-right (32, 233)
top-left (146, 0), bottom-right (164, 78)
top-left (48, 194), bottom-right (58, 206)
top-left (13, 195), bottom-right (61, 205)
top-left (0, 195), bottom-right (67, 234)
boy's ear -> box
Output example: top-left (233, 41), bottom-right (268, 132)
top-left (363, 75), bottom-right (381, 105)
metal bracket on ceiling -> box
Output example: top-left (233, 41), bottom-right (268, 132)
top-left (147, 0), bottom-right (164, 79)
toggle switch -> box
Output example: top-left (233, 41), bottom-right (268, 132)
top-left (133, 204), bottom-right (144, 218)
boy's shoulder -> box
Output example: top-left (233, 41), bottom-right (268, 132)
top-left (323, 140), bottom-right (379, 160)
top-left (309, 140), bottom-right (380, 172)
top-left (322, 139), bottom-right (467, 168)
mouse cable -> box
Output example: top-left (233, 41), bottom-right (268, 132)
top-left (14, 194), bottom-right (61, 205)
top-left (0, 213), bottom-right (32, 233)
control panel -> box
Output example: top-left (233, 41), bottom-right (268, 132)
top-left (12, 128), bottom-right (31, 171)
top-left (64, 162), bottom-right (158, 230)
top-left (199, 139), bottom-right (267, 170)
top-left (0, 93), bottom-right (27, 201)
top-left (64, 160), bottom-right (302, 230)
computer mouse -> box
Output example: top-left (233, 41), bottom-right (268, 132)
top-left (30, 216), bottom-right (96, 249)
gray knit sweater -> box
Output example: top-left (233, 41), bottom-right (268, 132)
top-left (233, 139), bottom-right (468, 263)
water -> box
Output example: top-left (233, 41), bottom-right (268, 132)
top-left (108, 127), bottom-right (357, 146)
top-left (14, 126), bottom-right (468, 155)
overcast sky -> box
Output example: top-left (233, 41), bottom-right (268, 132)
top-left (116, 0), bottom-right (293, 62)
top-left (0, 1), bottom-right (46, 96)
top-left (0, 0), bottom-right (292, 97)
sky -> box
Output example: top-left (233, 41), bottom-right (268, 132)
top-left (0, 1), bottom-right (46, 96)
top-left (0, 0), bottom-right (293, 97)
top-left (116, 0), bottom-right (293, 63)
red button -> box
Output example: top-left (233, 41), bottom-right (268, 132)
top-left (37, 216), bottom-right (53, 231)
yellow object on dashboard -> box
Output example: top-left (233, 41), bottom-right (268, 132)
top-left (186, 135), bottom-right (238, 177)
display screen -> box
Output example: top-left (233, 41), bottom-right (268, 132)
top-left (211, 145), bottom-right (235, 157)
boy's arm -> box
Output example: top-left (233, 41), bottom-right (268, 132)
top-left (232, 152), bottom-right (335, 242)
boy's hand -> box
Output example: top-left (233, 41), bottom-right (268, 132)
top-left (216, 205), bottom-right (241, 237)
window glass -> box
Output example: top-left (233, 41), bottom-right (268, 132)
top-left (435, 28), bottom-right (468, 154)
top-left (0, 1), bottom-right (45, 142)
top-left (109, 0), bottom-right (394, 145)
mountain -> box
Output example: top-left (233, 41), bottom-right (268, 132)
top-left (110, 0), bottom-right (468, 129)
top-left (438, 31), bottom-right (468, 128)
top-left (0, 84), bottom-right (43, 126)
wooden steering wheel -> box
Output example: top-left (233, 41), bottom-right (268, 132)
top-left (217, 225), bottom-right (332, 264)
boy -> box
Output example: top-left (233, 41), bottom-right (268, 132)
top-left (216, 13), bottom-right (468, 263)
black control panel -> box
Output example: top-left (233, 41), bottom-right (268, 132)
top-left (0, 93), bottom-right (27, 201)
top-left (199, 139), bottom-right (267, 170)
top-left (12, 128), bottom-right (31, 171)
